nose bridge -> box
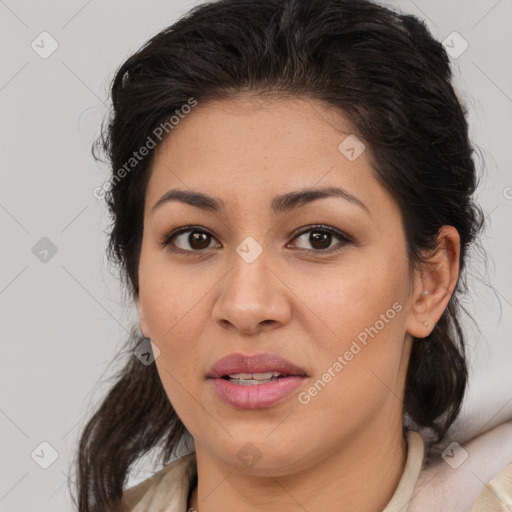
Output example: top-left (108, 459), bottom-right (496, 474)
top-left (212, 237), bottom-right (291, 334)
top-left (226, 240), bottom-right (274, 310)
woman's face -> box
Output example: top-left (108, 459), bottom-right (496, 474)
top-left (136, 95), bottom-right (422, 474)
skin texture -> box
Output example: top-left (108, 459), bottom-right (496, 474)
top-left (136, 95), bottom-right (460, 512)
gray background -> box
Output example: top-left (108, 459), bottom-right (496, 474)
top-left (1, 0), bottom-right (511, 510)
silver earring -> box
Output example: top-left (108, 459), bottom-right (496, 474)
top-left (424, 321), bottom-right (429, 327)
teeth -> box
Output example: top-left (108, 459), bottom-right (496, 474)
top-left (224, 371), bottom-right (286, 385)
top-left (227, 371), bottom-right (283, 380)
top-left (232, 378), bottom-right (277, 385)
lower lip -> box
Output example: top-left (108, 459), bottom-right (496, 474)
top-left (209, 376), bottom-right (305, 409)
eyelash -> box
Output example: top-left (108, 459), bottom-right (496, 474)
top-left (160, 224), bottom-right (352, 256)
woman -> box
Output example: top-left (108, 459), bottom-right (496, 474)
top-left (73, 0), bottom-right (512, 510)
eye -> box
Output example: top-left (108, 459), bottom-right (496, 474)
top-left (161, 224), bottom-right (351, 255)
top-left (161, 226), bottom-right (220, 254)
top-left (289, 225), bottom-right (351, 254)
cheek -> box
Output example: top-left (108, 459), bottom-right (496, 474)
top-left (294, 255), bottom-right (410, 409)
top-left (139, 246), bottom-right (204, 325)
top-left (137, 247), bottom-right (211, 421)
top-left (141, 264), bottom-right (206, 409)
top-left (297, 253), bottom-right (408, 347)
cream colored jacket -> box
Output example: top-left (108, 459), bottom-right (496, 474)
top-left (121, 422), bottom-right (512, 511)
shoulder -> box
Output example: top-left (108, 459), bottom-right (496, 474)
top-left (120, 468), bottom-right (168, 511)
top-left (409, 420), bottom-right (512, 511)
top-left (474, 462), bottom-right (512, 510)
top-left (120, 453), bottom-right (197, 512)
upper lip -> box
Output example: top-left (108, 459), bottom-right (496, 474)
top-left (207, 352), bottom-right (308, 379)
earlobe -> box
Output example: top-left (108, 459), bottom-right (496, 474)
top-left (406, 226), bottom-right (461, 338)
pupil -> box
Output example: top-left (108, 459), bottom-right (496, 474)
top-left (310, 231), bottom-right (331, 249)
top-left (190, 232), bottom-right (210, 250)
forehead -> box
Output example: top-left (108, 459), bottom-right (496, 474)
top-left (145, 95), bottom-right (397, 222)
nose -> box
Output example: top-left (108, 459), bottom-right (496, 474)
top-left (211, 247), bottom-right (292, 336)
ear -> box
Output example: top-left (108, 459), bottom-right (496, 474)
top-left (406, 225), bottom-right (461, 338)
top-left (136, 296), bottom-right (150, 339)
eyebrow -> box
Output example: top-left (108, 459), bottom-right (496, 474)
top-left (151, 186), bottom-right (370, 216)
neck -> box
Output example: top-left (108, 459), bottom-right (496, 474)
top-left (188, 420), bottom-right (408, 512)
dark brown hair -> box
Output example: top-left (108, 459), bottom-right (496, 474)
top-left (71, 0), bottom-right (485, 509)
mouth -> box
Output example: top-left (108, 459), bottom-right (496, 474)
top-left (206, 352), bottom-right (308, 408)
top-left (207, 352), bottom-right (308, 381)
